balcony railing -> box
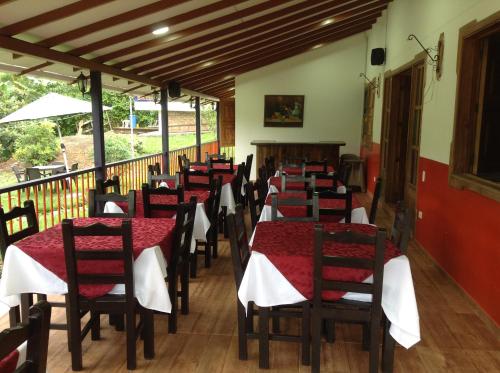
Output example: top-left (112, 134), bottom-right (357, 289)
top-left (0, 141), bottom-right (234, 235)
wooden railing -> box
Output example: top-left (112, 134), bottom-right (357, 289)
top-left (0, 141), bottom-right (234, 235)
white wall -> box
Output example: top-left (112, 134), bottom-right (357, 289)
top-left (235, 33), bottom-right (367, 179)
top-left (365, 0), bottom-right (500, 164)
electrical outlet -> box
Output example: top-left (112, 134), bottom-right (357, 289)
top-left (422, 170), bottom-right (426, 182)
top-left (418, 210), bottom-right (423, 219)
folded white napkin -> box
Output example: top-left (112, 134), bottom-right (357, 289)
top-left (103, 202), bottom-right (125, 214)
top-left (159, 181), bottom-right (169, 188)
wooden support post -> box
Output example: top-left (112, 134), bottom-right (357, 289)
top-left (160, 88), bottom-right (169, 174)
top-left (216, 101), bottom-right (221, 153)
top-left (90, 71), bottom-right (105, 180)
top-left (195, 96), bottom-right (201, 162)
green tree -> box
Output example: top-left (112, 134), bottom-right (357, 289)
top-left (13, 121), bottom-right (59, 165)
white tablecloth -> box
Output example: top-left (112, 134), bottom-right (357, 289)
top-left (238, 251), bottom-right (420, 349)
top-left (0, 243), bottom-right (172, 318)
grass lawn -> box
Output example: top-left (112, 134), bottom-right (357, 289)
top-left (136, 132), bottom-right (217, 154)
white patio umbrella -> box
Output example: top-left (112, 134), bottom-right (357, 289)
top-left (0, 93), bottom-right (111, 172)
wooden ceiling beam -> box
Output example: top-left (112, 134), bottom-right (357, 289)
top-left (0, 0), bottom-right (114, 36)
top-left (150, 8), bottom-right (382, 80)
top-left (17, 61), bottom-right (52, 76)
top-left (0, 34), bottom-right (160, 86)
top-left (184, 24), bottom-right (372, 90)
top-left (113, 0), bottom-right (341, 69)
top-left (69, 0), bottom-right (249, 57)
top-left (96, 0), bottom-right (293, 64)
top-left (122, 84), bottom-right (146, 94)
top-left (133, 0), bottom-right (387, 75)
top-left (197, 79), bottom-right (235, 92)
top-left (164, 19), bottom-right (377, 84)
top-left (38, 0), bottom-right (190, 48)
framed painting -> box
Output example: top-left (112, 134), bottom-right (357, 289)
top-left (263, 95), bottom-right (304, 127)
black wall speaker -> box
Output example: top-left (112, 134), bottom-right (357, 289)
top-left (371, 48), bottom-right (385, 65)
top-left (168, 81), bottom-right (181, 98)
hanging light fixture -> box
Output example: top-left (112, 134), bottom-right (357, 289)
top-left (153, 91), bottom-right (160, 104)
top-left (76, 72), bottom-right (89, 97)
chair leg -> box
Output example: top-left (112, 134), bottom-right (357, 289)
top-left (222, 206), bottom-right (228, 239)
top-left (68, 303), bottom-right (82, 371)
top-left (190, 251), bottom-right (197, 279)
top-left (258, 306), bottom-right (270, 369)
top-left (90, 312), bottom-right (101, 340)
top-left (246, 302), bottom-right (254, 333)
top-left (212, 228), bottom-right (218, 259)
top-left (301, 303), bottom-right (311, 366)
top-left (180, 265), bottom-right (189, 315)
top-left (362, 323), bottom-right (370, 351)
top-left (20, 293), bottom-right (33, 323)
top-left (8, 306), bottom-right (20, 327)
top-left (369, 315), bottom-right (382, 373)
top-left (272, 313), bottom-right (280, 333)
top-left (382, 316), bottom-right (395, 373)
top-left (126, 309), bottom-right (137, 370)
top-left (168, 276), bottom-right (178, 334)
top-left (324, 320), bottom-right (335, 343)
top-left (204, 239), bottom-right (211, 268)
top-left (311, 310), bottom-right (322, 373)
top-left (143, 309), bottom-right (155, 360)
top-left (237, 301), bottom-right (248, 360)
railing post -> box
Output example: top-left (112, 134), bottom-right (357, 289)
top-left (160, 88), bottom-right (170, 173)
top-left (90, 71), bottom-right (105, 180)
top-left (195, 96), bottom-right (201, 162)
top-left (216, 101), bottom-right (221, 153)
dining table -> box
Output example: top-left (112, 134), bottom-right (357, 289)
top-left (281, 164), bottom-right (335, 175)
top-left (268, 175), bottom-right (344, 192)
top-left (239, 221), bottom-right (420, 353)
top-left (0, 217), bottom-right (176, 317)
top-left (32, 164), bottom-right (66, 176)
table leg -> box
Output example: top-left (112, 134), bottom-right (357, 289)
top-left (259, 306), bottom-right (270, 369)
top-left (9, 306), bottom-right (20, 326)
top-left (20, 293), bottom-right (33, 323)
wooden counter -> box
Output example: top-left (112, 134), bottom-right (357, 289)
top-left (251, 141), bottom-right (346, 170)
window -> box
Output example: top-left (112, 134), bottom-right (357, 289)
top-left (450, 15), bottom-right (500, 200)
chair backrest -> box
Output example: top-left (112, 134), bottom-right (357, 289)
top-left (233, 163), bottom-right (245, 203)
top-left (226, 204), bottom-right (250, 290)
top-left (258, 165), bottom-right (268, 181)
top-left (96, 175), bottom-right (120, 194)
top-left (0, 200), bottom-right (39, 260)
top-left (147, 162), bottom-right (161, 176)
top-left (142, 183), bottom-right (184, 218)
top-left (281, 174), bottom-right (316, 192)
top-left (246, 181), bottom-right (265, 231)
top-left (62, 219), bottom-right (135, 304)
top-left (369, 177), bottom-right (383, 224)
top-left (25, 167), bottom-right (41, 181)
top-left (270, 192), bottom-right (319, 222)
top-left (169, 197), bottom-right (197, 276)
top-left (178, 154), bottom-right (190, 172)
top-left (316, 188), bottom-right (353, 223)
top-left (88, 189), bottom-right (136, 218)
top-left (208, 157), bottom-right (234, 173)
top-left (256, 177), bottom-right (269, 204)
top-left (264, 156), bottom-right (275, 178)
top-left (391, 201), bottom-right (412, 254)
top-left (0, 300), bottom-right (51, 373)
top-left (183, 168), bottom-right (213, 191)
top-left (11, 165), bottom-right (25, 183)
top-left (205, 152), bottom-right (226, 161)
top-left (70, 163), bottom-right (78, 172)
top-left (206, 176), bottom-right (223, 227)
top-left (147, 171), bottom-right (180, 188)
top-left (304, 159), bottom-right (328, 176)
top-left (244, 154), bottom-right (253, 181)
top-left (314, 172), bottom-right (340, 192)
top-left (313, 225), bottom-right (386, 310)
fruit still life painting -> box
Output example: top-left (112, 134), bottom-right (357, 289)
top-left (264, 95), bottom-right (304, 127)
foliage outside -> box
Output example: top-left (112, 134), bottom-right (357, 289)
top-left (102, 133), bottom-right (145, 162)
top-left (13, 121), bottom-right (59, 165)
top-left (0, 126), bottom-right (18, 161)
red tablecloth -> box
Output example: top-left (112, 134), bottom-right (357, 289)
top-left (269, 176), bottom-right (341, 191)
top-left (265, 191), bottom-right (360, 222)
top-left (14, 217), bottom-right (175, 299)
top-left (190, 164), bottom-right (233, 172)
top-left (184, 173), bottom-right (236, 189)
top-left (117, 190), bottom-right (210, 218)
top-left (251, 221), bottom-right (399, 301)
top-left (0, 350), bottom-right (19, 373)
top-left (283, 165), bottom-right (335, 175)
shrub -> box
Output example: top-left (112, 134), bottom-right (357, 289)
top-left (14, 121), bottom-right (59, 165)
top-left (0, 126), bottom-right (19, 161)
top-left (104, 133), bottom-right (132, 162)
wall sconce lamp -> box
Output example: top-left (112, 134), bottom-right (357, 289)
top-left (152, 91), bottom-right (160, 104)
top-left (76, 72), bottom-right (90, 97)
top-left (408, 33), bottom-right (444, 79)
top-left (359, 73), bottom-right (380, 97)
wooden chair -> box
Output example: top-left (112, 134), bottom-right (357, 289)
top-left (246, 180), bottom-right (265, 231)
top-left (391, 201), bottom-right (412, 254)
top-left (178, 154), bottom-right (190, 172)
top-left (270, 192), bottom-right (319, 222)
top-left (142, 183), bottom-right (184, 218)
top-left (208, 157), bottom-right (234, 173)
top-left (233, 163), bottom-right (246, 204)
top-left (281, 174), bottom-right (316, 192)
top-left (147, 170), bottom-right (180, 188)
top-left (147, 162), bottom-right (161, 176)
top-left (167, 197), bottom-right (197, 333)
top-left (96, 175), bottom-right (120, 194)
top-left (88, 189), bottom-right (136, 218)
top-left (258, 165), bottom-right (269, 181)
top-left (304, 159), bottom-right (327, 176)
top-left (338, 161), bottom-right (353, 187)
top-left (25, 168), bottom-right (42, 191)
top-left (191, 176), bottom-right (222, 278)
top-left (314, 172), bottom-right (340, 192)
top-left (0, 300), bottom-right (51, 373)
top-left (0, 201), bottom-right (39, 326)
top-left (369, 177), bottom-right (383, 224)
top-left (11, 165), bottom-right (25, 183)
top-left (311, 225), bottom-right (386, 373)
top-left (227, 205), bottom-right (310, 368)
top-left (205, 152), bottom-right (226, 161)
top-left (62, 219), bottom-right (154, 371)
top-left (316, 188), bottom-right (353, 223)
top-left (183, 168), bottom-right (213, 191)
top-left (244, 154), bottom-right (253, 182)
top-left (264, 156), bottom-right (275, 178)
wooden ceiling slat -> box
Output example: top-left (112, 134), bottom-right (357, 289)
top-left (148, 7), bottom-right (384, 80)
top-left (197, 79), bottom-right (235, 92)
top-left (136, 0), bottom-right (385, 76)
top-left (122, 84), bottom-right (146, 94)
top-left (38, 0), bottom-right (191, 48)
top-left (113, 0), bottom-right (340, 69)
top-left (17, 61), bottom-right (52, 75)
top-left (0, 34), bottom-right (160, 86)
top-left (0, 0), bottom-right (114, 36)
top-left (162, 18), bottom-right (378, 84)
top-left (184, 24), bottom-right (372, 90)
top-left (68, 0), bottom-right (248, 57)
top-left (96, 0), bottom-right (293, 64)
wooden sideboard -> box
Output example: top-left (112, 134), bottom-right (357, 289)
top-left (251, 141), bottom-right (346, 170)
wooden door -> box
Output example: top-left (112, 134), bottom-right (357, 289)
top-left (379, 76), bottom-right (392, 192)
top-left (405, 61), bottom-right (425, 225)
top-left (220, 99), bottom-right (235, 146)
